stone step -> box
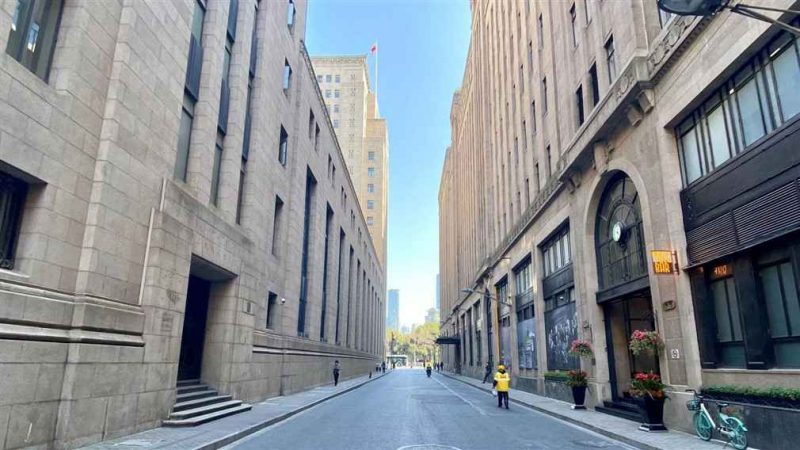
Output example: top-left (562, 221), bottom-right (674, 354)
top-left (176, 379), bottom-right (201, 387)
top-left (168, 400), bottom-right (243, 421)
top-left (175, 389), bottom-right (219, 403)
top-left (176, 384), bottom-right (209, 395)
top-left (596, 402), bottom-right (641, 422)
top-left (163, 404), bottom-right (252, 427)
top-left (172, 394), bottom-right (233, 412)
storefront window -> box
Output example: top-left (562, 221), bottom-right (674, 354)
top-left (545, 288), bottom-right (578, 371)
top-left (710, 276), bottom-right (745, 367)
top-left (759, 261), bottom-right (800, 368)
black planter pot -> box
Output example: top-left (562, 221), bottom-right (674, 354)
top-left (571, 385), bottom-right (587, 410)
top-left (636, 396), bottom-right (667, 432)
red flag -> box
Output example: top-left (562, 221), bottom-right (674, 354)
top-left (370, 43), bottom-right (377, 54)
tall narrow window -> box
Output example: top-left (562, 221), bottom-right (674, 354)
top-left (174, 95), bottom-right (195, 181)
top-left (314, 124), bottom-right (320, 151)
top-left (546, 145), bottom-right (552, 178)
top-left (542, 77), bottom-right (548, 113)
top-left (210, 134), bottom-right (224, 205)
top-left (266, 292), bottom-right (278, 329)
top-left (271, 195), bottom-right (283, 256)
top-left (308, 109), bottom-right (315, 138)
top-left (235, 158), bottom-right (246, 223)
top-left (6, 0), bottom-right (64, 81)
top-left (589, 63), bottom-right (600, 106)
top-left (576, 85), bottom-right (585, 126)
top-left (175, 0), bottom-right (205, 181)
top-left (531, 101), bottom-right (537, 132)
top-left (320, 205), bottom-right (333, 341)
top-left (585, 0), bottom-right (592, 24)
top-left (278, 126), bottom-right (288, 166)
top-left (335, 229), bottom-right (345, 344)
top-left (283, 59), bottom-right (292, 92)
top-left (537, 14), bottom-right (544, 48)
top-left (710, 275), bottom-right (745, 367)
top-left (535, 163), bottom-right (541, 190)
top-left (570, 4), bottom-right (577, 46)
top-left (605, 36), bottom-right (617, 83)
top-left (759, 261), bottom-right (800, 368)
top-left (297, 169), bottom-right (317, 336)
top-left (287, 0), bottom-right (295, 31)
top-left (0, 171), bottom-right (28, 270)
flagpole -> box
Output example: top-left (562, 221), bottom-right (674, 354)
top-left (375, 42), bottom-right (379, 100)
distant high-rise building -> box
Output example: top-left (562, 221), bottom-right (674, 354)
top-left (435, 274), bottom-right (440, 311)
top-left (387, 289), bottom-right (400, 331)
top-left (401, 325), bottom-right (411, 334)
top-left (311, 55), bottom-right (389, 266)
top-left (425, 308), bottom-right (439, 325)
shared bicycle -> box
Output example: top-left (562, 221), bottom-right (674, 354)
top-left (686, 389), bottom-right (748, 450)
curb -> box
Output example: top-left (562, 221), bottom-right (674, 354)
top-left (197, 372), bottom-right (389, 450)
top-left (440, 372), bottom-right (660, 450)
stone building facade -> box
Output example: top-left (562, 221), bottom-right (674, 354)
top-left (310, 56), bottom-right (389, 266)
top-left (0, 0), bottom-right (384, 448)
top-left (439, 0), bottom-right (800, 444)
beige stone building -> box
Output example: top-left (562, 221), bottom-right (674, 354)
top-left (440, 0), bottom-right (800, 445)
top-left (0, 0), bottom-right (385, 448)
top-left (310, 56), bottom-right (389, 266)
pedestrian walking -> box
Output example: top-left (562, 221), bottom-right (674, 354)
top-left (381, 361), bottom-right (386, 373)
top-left (482, 361), bottom-right (492, 383)
top-left (333, 360), bottom-right (341, 386)
top-left (493, 364), bottom-right (511, 409)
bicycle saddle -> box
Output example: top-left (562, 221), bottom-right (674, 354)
top-left (717, 402), bottom-right (729, 408)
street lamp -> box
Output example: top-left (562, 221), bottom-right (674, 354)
top-left (657, 0), bottom-right (800, 36)
top-left (460, 288), bottom-right (512, 307)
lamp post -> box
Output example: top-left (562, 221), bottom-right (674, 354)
top-left (461, 287), bottom-right (512, 369)
top-left (657, 0), bottom-right (799, 36)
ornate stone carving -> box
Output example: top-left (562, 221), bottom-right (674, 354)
top-left (647, 16), bottom-right (695, 76)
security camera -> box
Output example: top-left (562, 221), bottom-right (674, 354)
top-left (281, 297), bottom-right (287, 305)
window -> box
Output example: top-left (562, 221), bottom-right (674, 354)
top-left (367, 183), bottom-right (375, 193)
top-left (0, 170), bottom-right (27, 270)
top-left (266, 292), bottom-right (278, 329)
top-left (676, 30), bottom-right (800, 185)
top-left (272, 196), bottom-right (284, 256)
top-left (542, 228), bottom-right (571, 277)
top-left (545, 145), bottom-right (551, 178)
top-left (308, 109), bottom-right (315, 138)
top-left (589, 63), bottom-right (600, 107)
top-left (283, 59), bottom-right (292, 92)
top-left (335, 74), bottom-right (340, 83)
top-left (366, 216), bottom-right (374, 226)
top-left (585, 0), bottom-right (592, 23)
top-left (278, 126), bottom-right (288, 166)
top-left (333, 104), bottom-right (339, 113)
top-left (317, 75), bottom-right (323, 82)
top-left (325, 89), bottom-right (331, 98)
top-left (535, 163), bottom-right (540, 190)
top-left (544, 287), bottom-right (577, 370)
top-left (605, 36), bottom-right (616, 83)
top-left (710, 275), bottom-right (745, 367)
top-left (236, 157), bottom-right (246, 224)
top-left (334, 89), bottom-right (340, 98)
top-left (286, 0), bottom-right (295, 30)
top-left (537, 14), bottom-right (544, 48)
top-left (333, 119), bottom-right (339, 128)
top-left (542, 78), bottom-right (548, 113)
top-left (576, 85), bottom-right (584, 126)
top-left (368, 167), bottom-right (375, 177)
top-left (174, 95), bottom-right (195, 181)
top-left (297, 170), bottom-right (317, 336)
top-left (368, 151), bottom-right (375, 161)
top-left (367, 200), bottom-right (375, 210)
top-left (759, 261), bottom-right (800, 367)
top-left (314, 124), bottom-right (320, 151)
top-left (326, 74), bottom-right (331, 82)
top-left (531, 101), bottom-right (536, 132)
top-left (6, 0), bottom-right (64, 81)
top-left (570, 4), bottom-right (577, 47)
top-left (210, 134), bottom-right (223, 205)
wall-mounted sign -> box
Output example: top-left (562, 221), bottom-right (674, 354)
top-left (710, 263), bottom-right (732, 280)
top-left (651, 250), bottom-right (679, 275)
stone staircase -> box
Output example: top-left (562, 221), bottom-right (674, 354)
top-left (595, 400), bottom-right (641, 423)
top-left (163, 379), bottom-right (252, 427)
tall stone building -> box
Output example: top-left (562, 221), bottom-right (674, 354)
top-left (0, 0), bottom-right (385, 448)
top-left (439, 1), bottom-right (800, 446)
top-left (310, 56), bottom-right (389, 266)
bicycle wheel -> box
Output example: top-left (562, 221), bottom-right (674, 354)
top-left (694, 412), bottom-right (713, 441)
top-left (724, 418), bottom-right (748, 450)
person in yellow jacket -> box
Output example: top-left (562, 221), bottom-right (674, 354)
top-left (493, 364), bottom-right (511, 409)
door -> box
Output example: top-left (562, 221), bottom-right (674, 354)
top-left (178, 276), bottom-right (211, 381)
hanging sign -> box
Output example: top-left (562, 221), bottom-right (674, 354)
top-left (651, 250), bottom-right (679, 275)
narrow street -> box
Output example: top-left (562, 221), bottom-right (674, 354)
top-left (227, 369), bottom-right (633, 450)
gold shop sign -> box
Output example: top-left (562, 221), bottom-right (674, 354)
top-left (651, 250), bottom-right (679, 275)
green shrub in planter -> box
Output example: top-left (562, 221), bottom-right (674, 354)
top-left (544, 371), bottom-right (569, 382)
top-left (702, 385), bottom-right (800, 409)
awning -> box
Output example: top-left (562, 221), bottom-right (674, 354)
top-left (435, 336), bottom-right (460, 345)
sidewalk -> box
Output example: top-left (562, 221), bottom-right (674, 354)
top-left (441, 371), bottom-right (732, 450)
top-left (81, 372), bottom-right (388, 450)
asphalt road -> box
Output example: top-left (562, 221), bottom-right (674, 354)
top-left (226, 368), bottom-right (635, 450)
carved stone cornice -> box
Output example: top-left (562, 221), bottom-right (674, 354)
top-left (647, 15), bottom-right (712, 84)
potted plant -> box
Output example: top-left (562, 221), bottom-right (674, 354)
top-left (567, 339), bottom-right (594, 409)
top-left (629, 330), bottom-right (663, 356)
top-left (630, 372), bottom-right (668, 431)
top-left (567, 370), bottom-right (589, 409)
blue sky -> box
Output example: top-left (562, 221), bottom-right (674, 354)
top-left (306, 0), bottom-right (471, 327)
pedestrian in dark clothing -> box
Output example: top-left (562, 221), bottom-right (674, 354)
top-left (482, 362), bottom-right (492, 383)
top-left (381, 361), bottom-right (386, 373)
top-left (333, 360), bottom-right (341, 386)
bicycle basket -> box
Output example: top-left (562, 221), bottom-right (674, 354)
top-left (686, 399), bottom-right (701, 411)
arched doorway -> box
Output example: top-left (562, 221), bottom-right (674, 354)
top-left (594, 172), bottom-right (658, 406)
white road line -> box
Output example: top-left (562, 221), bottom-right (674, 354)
top-left (433, 376), bottom-right (487, 416)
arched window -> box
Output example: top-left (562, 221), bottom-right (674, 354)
top-left (595, 173), bottom-right (647, 290)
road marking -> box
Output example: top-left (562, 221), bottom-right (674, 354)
top-left (433, 376), bottom-right (487, 416)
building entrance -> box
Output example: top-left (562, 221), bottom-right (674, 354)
top-left (177, 275), bottom-right (211, 381)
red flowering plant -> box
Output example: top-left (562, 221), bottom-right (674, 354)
top-left (568, 339), bottom-right (594, 358)
top-left (629, 330), bottom-right (663, 356)
top-left (566, 369), bottom-right (588, 387)
top-left (629, 372), bottom-right (666, 399)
